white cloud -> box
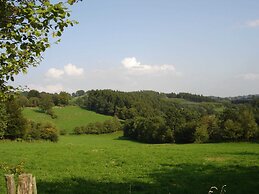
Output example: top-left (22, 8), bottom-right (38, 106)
top-left (240, 73), bottom-right (259, 80)
top-left (38, 59), bottom-right (181, 93)
top-left (64, 64), bottom-right (84, 76)
top-left (121, 57), bottom-right (178, 74)
top-left (246, 19), bottom-right (259, 27)
top-left (45, 64), bottom-right (84, 79)
top-left (45, 68), bottom-right (64, 79)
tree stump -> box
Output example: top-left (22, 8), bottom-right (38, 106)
top-left (17, 174), bottom-right (33, 194)
top-left (5, 174), bottom-right (16, 194)
top-left (5, 174), bottom-right (37, 194)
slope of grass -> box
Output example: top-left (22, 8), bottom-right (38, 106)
top-left (23, 106), bottom-right (112, 133)
top-left (0, 133), bottom-right (258, 194)
top-left (163, 98), bottom-right (225, 113)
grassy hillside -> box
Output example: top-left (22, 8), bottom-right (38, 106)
top-left (163, 97), bottom-right (225, 113)
top-left (23, 106), bottom-right (112, 133)
top-left (0, 133), bottom-right (259, 193)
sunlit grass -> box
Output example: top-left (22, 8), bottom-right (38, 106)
top-left (23, 106), bottom-right (112, 133)
top-left (0, 132), bottom-right (258, 193)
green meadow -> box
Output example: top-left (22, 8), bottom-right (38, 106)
top-left (23, 106), bottom-right (112, 133)
top-left (0, 132), bottom-right (259, 194)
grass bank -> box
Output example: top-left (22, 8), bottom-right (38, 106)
top-left (23, 106), bottom-right (112, 133)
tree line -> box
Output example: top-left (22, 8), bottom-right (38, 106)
top-left (76, 89), bottom-right (259, 144)
top-left (1, 89), bottom-right (258, 143)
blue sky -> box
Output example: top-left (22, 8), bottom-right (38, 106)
top-left (14, 0), bottom-right (259, 97)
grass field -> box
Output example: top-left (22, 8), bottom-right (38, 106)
top-left (0, 132), bottom-right (258, 194)
top-left (163, 98), bottom-right (225, 113)
top-left (23, 106), bottom-right (112, 133)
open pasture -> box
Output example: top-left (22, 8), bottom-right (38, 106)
top-left (23, 106), bottom-right (112, 133)
top-left (0, 132), bottom-right (258, 194)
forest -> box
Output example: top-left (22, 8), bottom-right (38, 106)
top-left (1, 89), bottom-right (258, 144)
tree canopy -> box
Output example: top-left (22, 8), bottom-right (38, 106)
top-left (0, 0), bottom-right (78, 100)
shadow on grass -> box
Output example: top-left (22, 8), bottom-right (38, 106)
top-left (37, 164), bottom-right (259, 194)
top-left (113, 136), bottom-right (152, 144)
top-left (225, 151), bottom-right (259, 156)
top-left (33, 109), bottom-right (45, 114)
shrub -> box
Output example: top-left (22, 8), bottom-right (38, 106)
top-left (39, 123), bottom-right (59, 142)
top-left (27, 121), bottom-right (59, 142)
top-left (60, 129), bottom-right (67, 135)
top-left (47, 109), bottom-right (58, 119)
top-left (27, 121), bottom-right (41, 140)
top-left (74, 126), bottom-right (84, 135)
top-left (73, 117), bottom-right (122, 135)
top-left (103, 117), bottom-right (122, 133)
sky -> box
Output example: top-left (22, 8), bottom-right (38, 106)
top-left (13, 0), bottom-right (259, 97)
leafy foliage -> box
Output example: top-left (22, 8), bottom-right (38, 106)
top-left (26, 121), bottom-right (59, 142)
top-left (4, 98), bottom-right (27, 140)
top-left (0, 161), bottom-right (25, 176)
top-left (0, 0), bottom-right (78, 99)
top-left (77, 89), bottom-right (258, 144)
top-left (0, 97), bottom-right (59, 141)
top-left (123, 116), bottom-right (174, 143)
top-left (74, 117), bottom-right (122, 135)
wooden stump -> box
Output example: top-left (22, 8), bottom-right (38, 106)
top-left (5, 174), bottom-right (37, 194)
top-left (5, 174), bottom-right (16, 194)
top-left (17, 174), bottom-right (33, 194)
top-left (32, 177), bottom-right (37, 194)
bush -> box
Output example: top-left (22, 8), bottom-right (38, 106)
top-left (73, 117), bottom-right (122, 135)
top-left (60, 129), bottom-right (67, 135)
top-left (27, 121), bottom-right (59, 142)
top-left (46, 109), bottom-right (58, 119)
top-left (40, 123), bottom-right (59, 142)
top-left (74, 126), bottom-right (84, 135)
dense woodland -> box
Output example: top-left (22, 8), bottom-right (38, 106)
top-left (0, 89), bottom-right (258, 144)
top-left (75, 89), bottom-right (259, 143)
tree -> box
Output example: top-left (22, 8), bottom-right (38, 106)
top-left (194, 125), bottom-right (209, 143)
top-left (39, 93), bottom-right (54, 114)
top-left (16, 94), bottom-right (29, 107)
top-left (58, 91), bottom-right (71, 106)
top-left (74, 90), bottom-right (85, 97)
top-left (238, 106), bottom-right (258, 140)
top-left (123, 116), bottom-right (173, 143)
top-left (27, 90), bottom-right (40, 99)
top-left (29, 97), bottom-right (40, 107)
top-left (0, 103), bottom-right (7, 139)
top-left (0, 0), bottom-right (78, 100)
top-left (4, 99), bottom-right (27, 140)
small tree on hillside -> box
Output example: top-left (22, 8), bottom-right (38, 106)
top-left (39, 94), bottom-right (56, 118)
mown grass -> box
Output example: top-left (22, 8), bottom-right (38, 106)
top-left (0, 132), bottom-right (258, 194)
top-left (23, 106), bottom-right (112, 133)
